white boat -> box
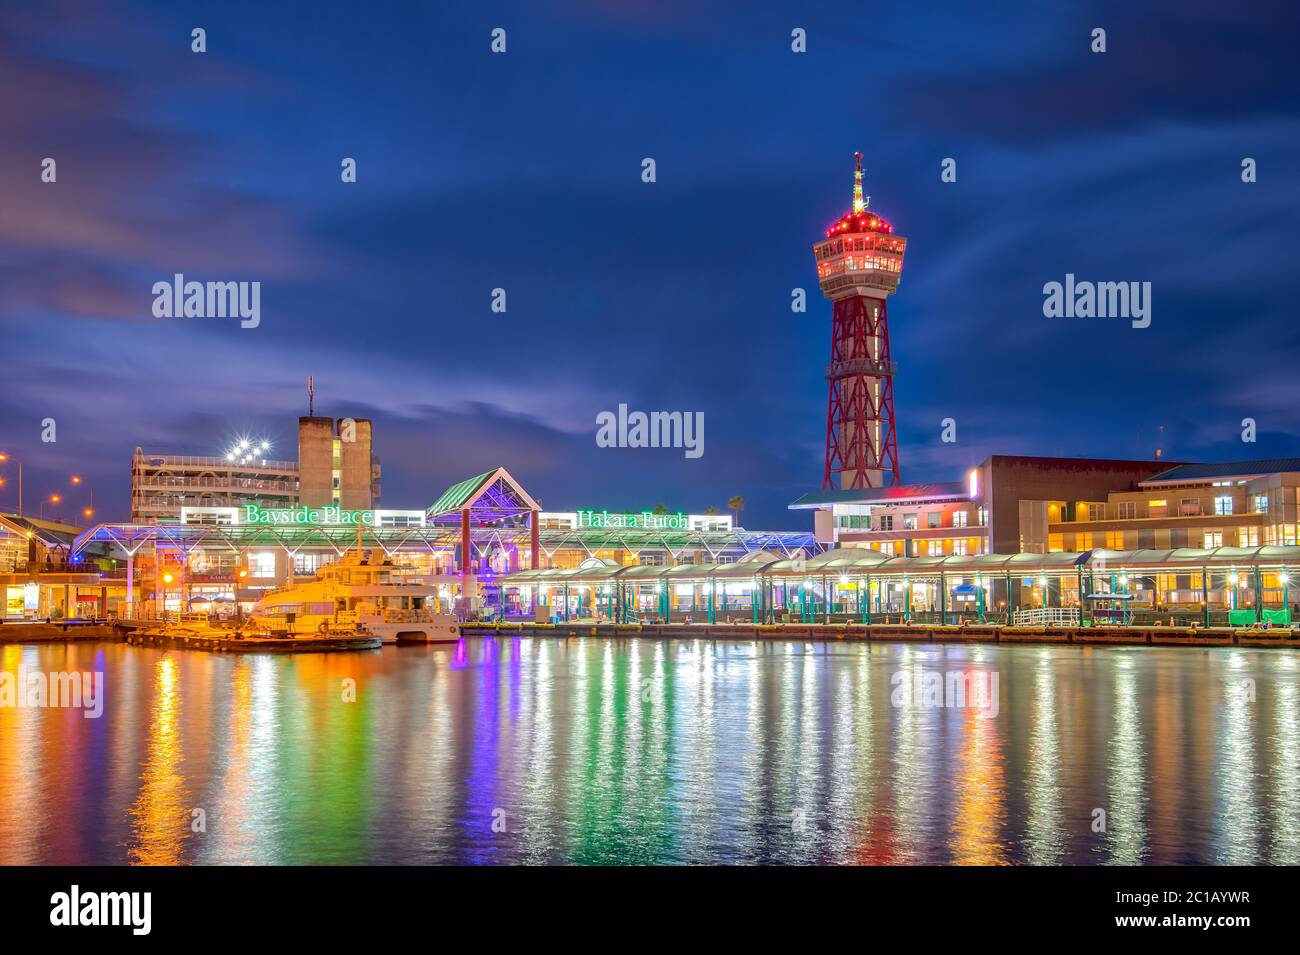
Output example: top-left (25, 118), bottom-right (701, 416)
top-left (248, 550), bottom-right (461, 644)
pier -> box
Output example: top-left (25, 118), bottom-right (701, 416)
top-left (463, 620), bottom-right (1300, 649)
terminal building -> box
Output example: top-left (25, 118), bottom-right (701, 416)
top-left (69, 465), bottom-right (819, 620)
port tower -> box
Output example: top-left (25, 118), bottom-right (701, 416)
top-left (813, 152), bottom-right (907, 489)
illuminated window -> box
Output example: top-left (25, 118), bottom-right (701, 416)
top-left (1117, 502), bottom-right (1136, 520)
top-left (1077, 532), bottom-right (1093, 550)
top-left (953, 510), bottom-right (968, 528)
top-left (952, 539), bottom-right (969, 556)
top-left (1105, 532), bottom-right (1124, 549)
top-left (1254, 495), bottom-right (1269, 513)
top-left (1090, 503), bottom-right (1109, 521)
top-left (1148, 500), bottom-right (1168, 517)
top-left (1239, 527), bottom-right (1259, 547)
top-left (903, 513), bottom-right (918, 530)
top-left (1214, 495), bottom-right (1233, 515)
top-left (927, 540), bottom-right (944, 557)
top-left (1203, 530), bottom-right (1223, 548)
top-left (293, 553), bottom-right (324, 575)
top-left (1047, 534), bottom-right (1064, 553)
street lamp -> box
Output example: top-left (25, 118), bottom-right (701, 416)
top-left (70, 474), bottom-right (95, 522)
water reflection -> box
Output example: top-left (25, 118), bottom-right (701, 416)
top-left (0, 638), bottom-right (1295, 865)
top-left (1025, 651), bottom-right (1064, 863)
top-left (128, 655), bottom-right (189, 864)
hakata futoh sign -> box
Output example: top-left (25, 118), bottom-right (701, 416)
top-left (576, 510), bottom-right (688, 530)
top-left (242, 504), bottom-right (375, 526)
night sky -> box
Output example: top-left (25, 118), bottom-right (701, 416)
top-left (2, 0), bottom-right (1298, 528)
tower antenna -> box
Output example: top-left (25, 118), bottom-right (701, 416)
top-left (852, 151), bottom-right (868, 214)
top-left (307, 375), bottom-right (315, 417)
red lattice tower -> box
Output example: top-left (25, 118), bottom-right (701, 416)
top-left (813, 152), bottom-right (907, 490)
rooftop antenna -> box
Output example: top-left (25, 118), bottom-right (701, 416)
top-left (852, 152), bottom-right (868, 214)
top-left (307, 375), bottom-right (315, 416)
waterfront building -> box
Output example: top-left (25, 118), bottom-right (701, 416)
top-left (75, 466), bottom-right (819, 619)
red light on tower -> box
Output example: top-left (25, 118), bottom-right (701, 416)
top-left (813, 152), bottom-right (907, 490)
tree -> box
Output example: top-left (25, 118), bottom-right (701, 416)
top-left (728, 495), bottom-right (745, 525)
top-left (652, 503), bottom-right (668, 515)
top-left (703, 505), bottom-right (718, 515)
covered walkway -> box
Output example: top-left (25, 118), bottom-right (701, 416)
top-left (503, 546), bottom-right (1300, 627)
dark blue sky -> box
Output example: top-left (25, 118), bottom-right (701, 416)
top-left (2, 0), bottom-right (1298, 527)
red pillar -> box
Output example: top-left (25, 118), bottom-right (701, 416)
top-left (461, 509), bottom-right (471, 575)
top-left (530, 510), bottom-right (540, 570)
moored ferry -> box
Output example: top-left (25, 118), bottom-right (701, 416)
top-left (248, 550), bottom-right (461, 644)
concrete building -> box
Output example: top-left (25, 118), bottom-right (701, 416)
top-left (297, 416), bottom-right (378, 510)
top-left (296, 416), bottom-right (333, 509)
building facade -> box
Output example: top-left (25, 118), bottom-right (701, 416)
top-left (130, 416), bottom-right (380, 522)
top-left (792, 454), bottom-right (1180, 557)
top-left (1045, 459), bottom-right (1300, 551)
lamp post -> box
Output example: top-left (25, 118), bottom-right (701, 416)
top-left (1281, 569), bottom-right (1291, 626)
top-left (160, 572), bottom-right (174, 619)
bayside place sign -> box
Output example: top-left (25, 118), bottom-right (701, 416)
top-left (242, 504), bottom-right (376, 526)
top-left (576, 510), bottom-right (689, 530)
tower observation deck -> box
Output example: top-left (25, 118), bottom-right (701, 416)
top-left (812, 152), bottom-right (908, 490)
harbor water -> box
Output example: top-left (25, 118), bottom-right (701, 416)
top-left (1, 637), bottom-right (1296, 864)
